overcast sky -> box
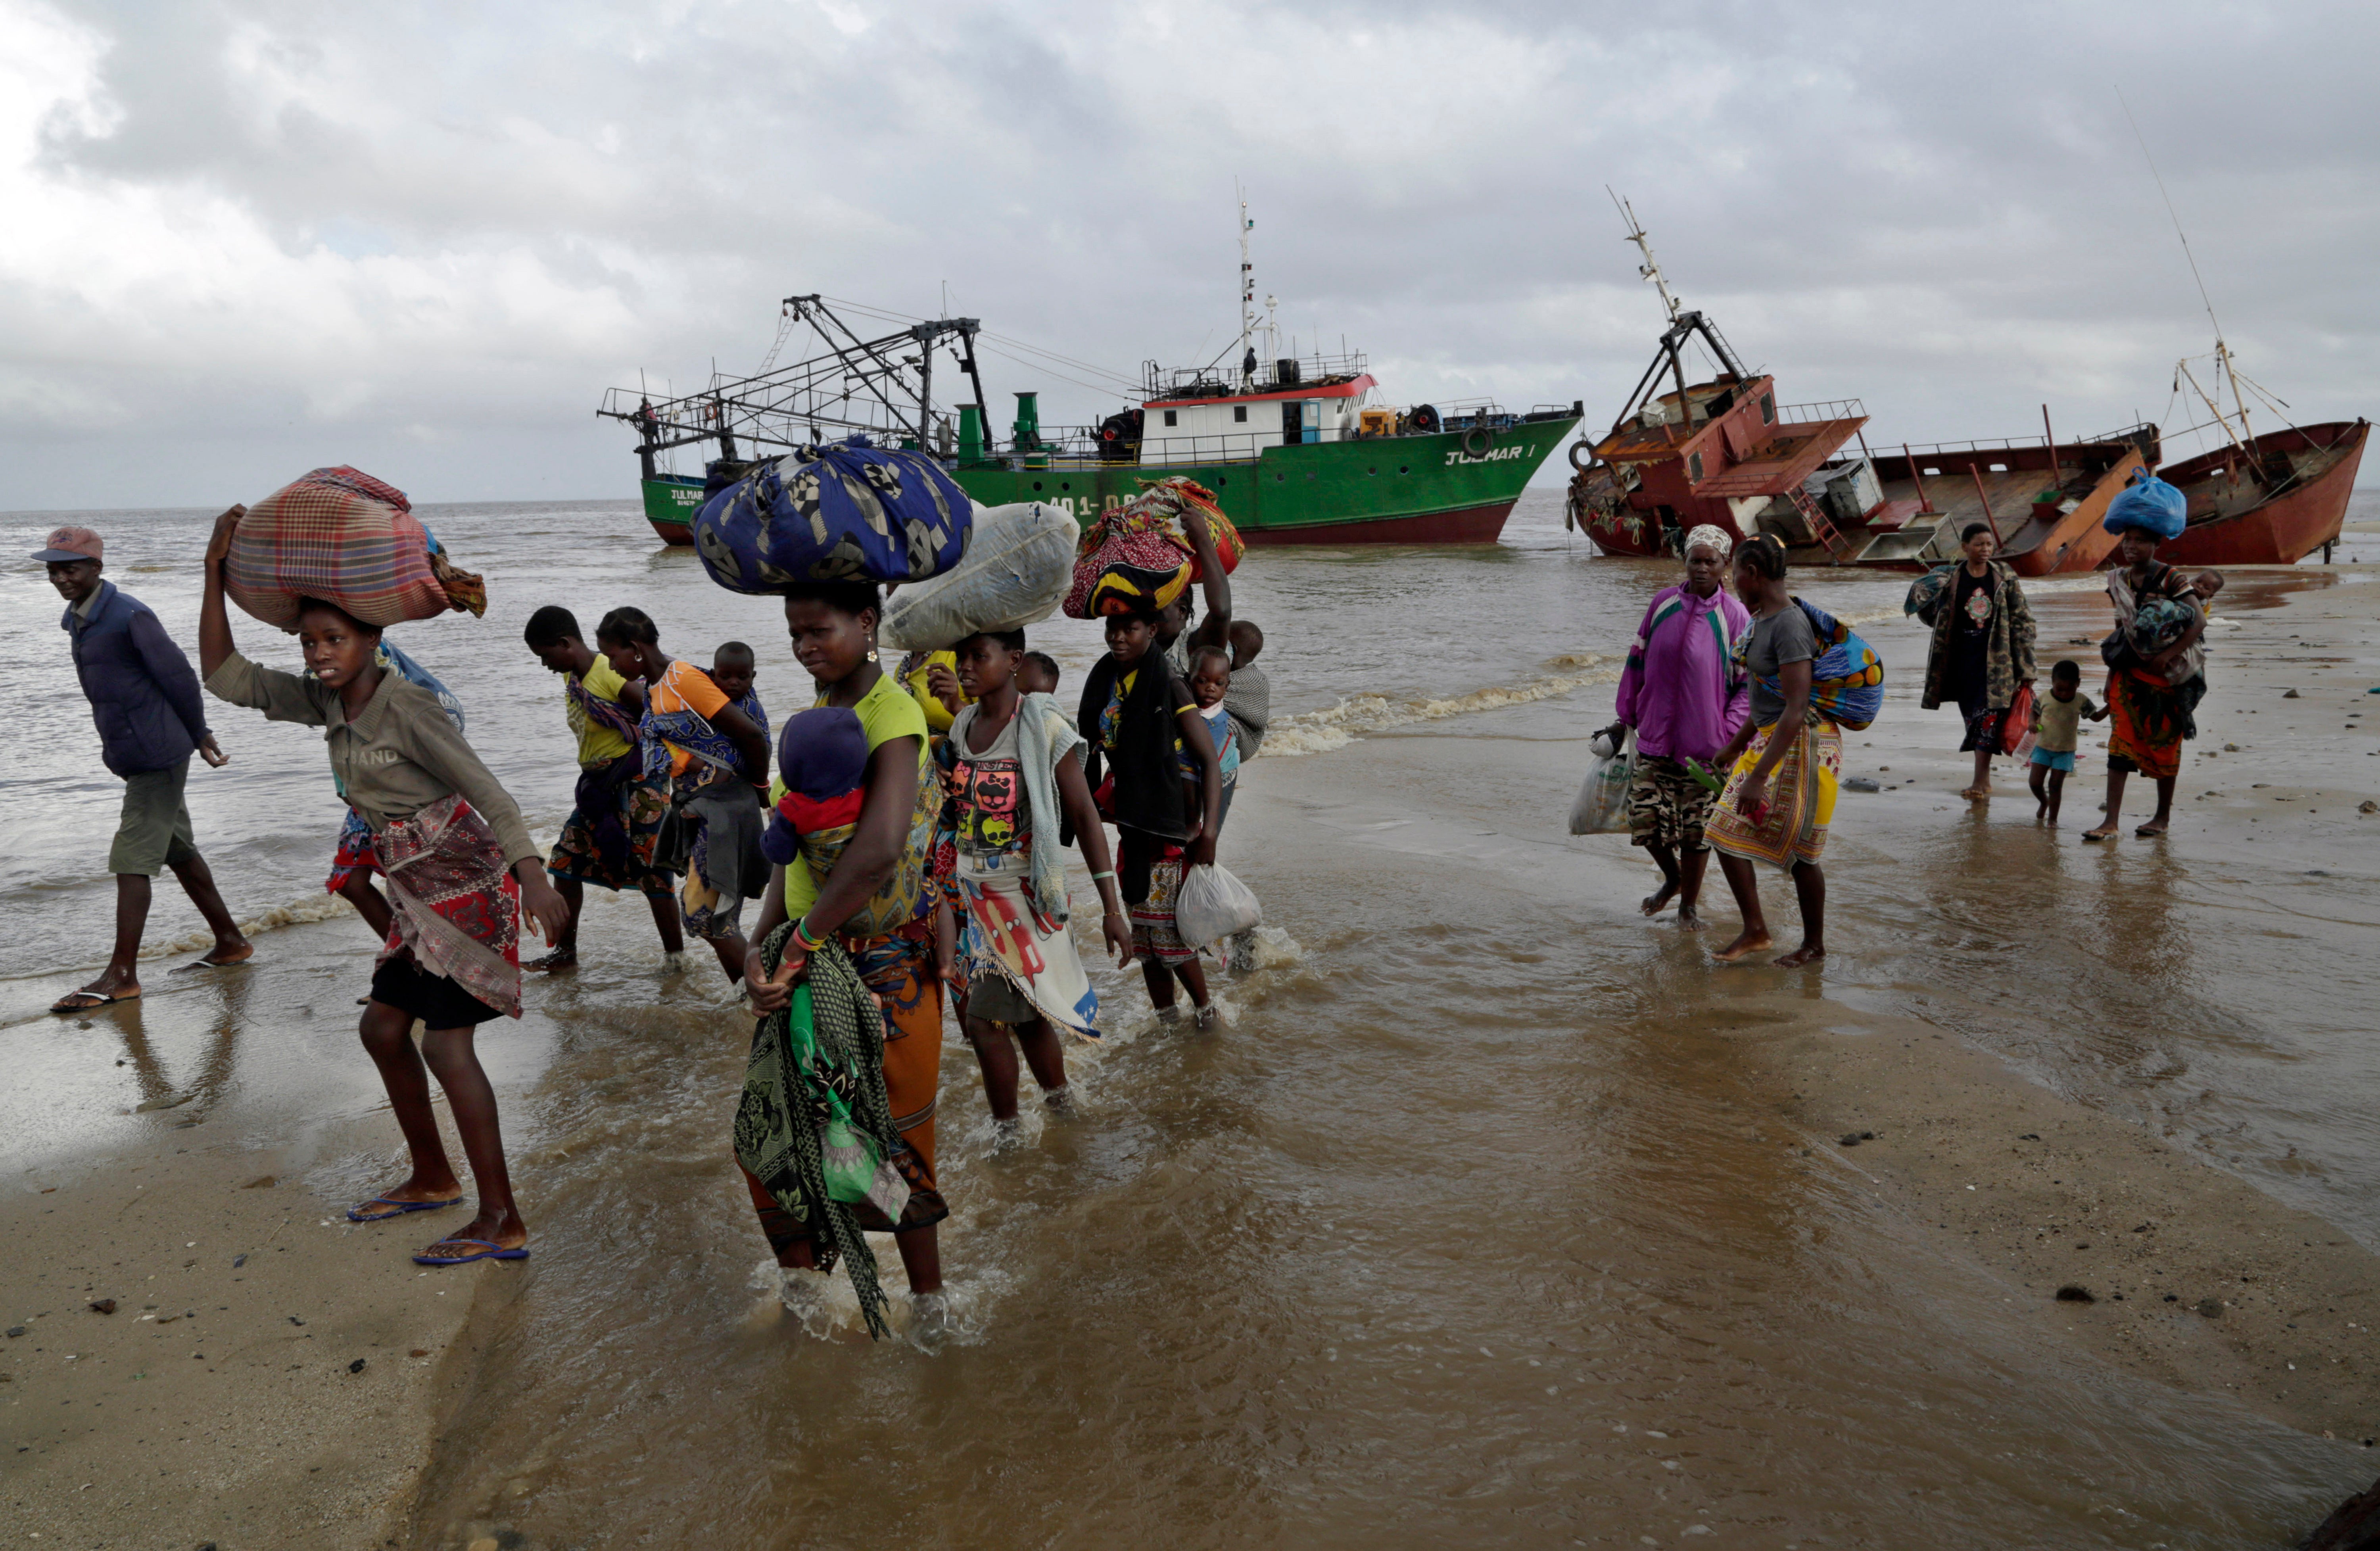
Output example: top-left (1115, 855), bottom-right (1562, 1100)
top-left (2, 0), bottom-right (2373, 511)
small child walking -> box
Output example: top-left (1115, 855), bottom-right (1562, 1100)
top-left (2028, 658), bottom-right (2106, 823)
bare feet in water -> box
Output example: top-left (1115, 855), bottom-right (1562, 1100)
top-left (523, 948), bottom-right (578, 973)
top-left (1640, 881), bottom-right (1679, 917)
top-left (1773, 943), bottom-right (1826, 968)
top-left (1710, 929), bottom-right (1772, 964)
top-left (1676, 904), bottom-right (1706, 932)
top-left (1959, 785), bottom-right (1991, 801)
top-left (2081, 823), bottom-right (2120, 843)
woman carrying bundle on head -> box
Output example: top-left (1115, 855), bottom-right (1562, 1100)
top-left (197, 506), bottom-right (568, 1268)
top-left (1079, 607), bottom-right (1224, 1028)
top-left (2085, 476), bottom-right (2222, 843)
top-left (931, 628), bottom-right (1133, 1128)
top-left (741, 579), bottom-right (954, 1346)
top-left (1704, 534), bottom-right (1839, 969)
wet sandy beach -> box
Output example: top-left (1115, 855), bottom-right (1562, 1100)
top-left (7, 501), bottom-right (2380, 1548)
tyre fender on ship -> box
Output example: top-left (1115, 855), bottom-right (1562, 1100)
top-left (1568, 439), bottom-right (1593, 471)
top-left (1462, 427), bottom-right (1492, 457)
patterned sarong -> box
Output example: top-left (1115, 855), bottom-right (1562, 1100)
top-left (1706, 719), bottom-right (1842, 872)
top-left (952, 848), bottom-right (1101, 1040)
top-left (373, 795), bottom-right (523, 1018)
top-left (548, 755), bottom-right (674, 898)
top-left (2105, 667), bottom-right (2189, 780)
top-left (732, 929), bottom-right (946, 1341)
top-left (1129, 850), bottom-right (1196, 966)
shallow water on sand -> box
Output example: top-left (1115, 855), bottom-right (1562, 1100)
top-left (8, 490), bottom-right (2380, 1545)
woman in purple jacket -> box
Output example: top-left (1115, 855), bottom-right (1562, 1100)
top-left (1608, 526), bottom-right (1751, 928)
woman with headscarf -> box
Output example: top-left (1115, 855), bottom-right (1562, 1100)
top-left (1918, 523), bottom-right (2036, 801)
top-left (1704, 535), bottom-right (1838, 967)
top-left (1608, 524), bottom-right (1750, 927)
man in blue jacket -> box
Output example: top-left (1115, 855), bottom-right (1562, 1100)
top-left (38, 525), bottom-right (250, 1012)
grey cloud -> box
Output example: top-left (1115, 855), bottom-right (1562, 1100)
top-left (4, 0), bottom-right (2374, 509)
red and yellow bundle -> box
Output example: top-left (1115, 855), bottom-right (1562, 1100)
top-left (1061, 477), bottom-right (1245, 619)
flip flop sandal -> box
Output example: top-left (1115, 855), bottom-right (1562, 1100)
top-left (50, 989), bottom-right (138, 1014)
top-left (346, 1196), bottom-right (463, 1223)
top-left (413, 1238), bottom-right (530, 1267)
top-left (2133, 825), bottom-right (2169, 838)
top-left (2081, 830), bottom-right (2116, 843)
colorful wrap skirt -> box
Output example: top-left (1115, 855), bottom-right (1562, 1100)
top-left (2105, 667), bottom-right (2192, 780)
top-left (1128, 849), bottom-right (1196, 967)
top-left (326, 808), bottom-right (378, 893)
top-left (548, 754), bottom-right (675, 898)
top-left (373, 795), bottom-right (523, 1019)
top-left (741, 917), bottom-right (947, 1257)
top-left (951, 847), bottom-right (1102, 1040)
top-left (1706, 720), bottom-right (1841, 872)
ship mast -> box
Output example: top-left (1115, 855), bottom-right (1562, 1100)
top-left (2119, 88), bottom-right (2266, 462)
top-left (1610, 188), bottom-right (1683, 326)
top-left (1237, 182), bottom-right (1257, 388)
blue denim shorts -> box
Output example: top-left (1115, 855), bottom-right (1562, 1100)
top-left (2029, 747), bottom-right (2077, 773)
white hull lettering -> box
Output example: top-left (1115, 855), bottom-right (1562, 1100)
top-left (1443, 445), bottom-right (1535, 466)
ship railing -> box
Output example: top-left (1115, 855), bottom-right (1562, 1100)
top-left (1774, 397), bottom-right (1867, 423)
top-left (974, 423), bottom-right (1415, 468)
top-left (1141, 350), bottom-right (1370, 401)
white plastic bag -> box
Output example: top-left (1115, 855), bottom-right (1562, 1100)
top-left (1568, 729), bottom-right (1636, 835)
top-left (1173, 863), bottom-right (1262, 950)
top-left (879, 501), bottom-right (1079, 650)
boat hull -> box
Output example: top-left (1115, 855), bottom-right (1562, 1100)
top-left (643, 474), bottom-right (705, 545)
top-left (950, 419), bottom-right (1578, 544)
top-left (2155, 420), bottom-right (2368, 566)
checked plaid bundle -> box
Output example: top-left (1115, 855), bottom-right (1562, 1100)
top-left (225, 466), bottom-right (485, 630)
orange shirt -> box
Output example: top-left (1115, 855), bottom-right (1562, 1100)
top-left (651, 658), bottom-right (731, 778)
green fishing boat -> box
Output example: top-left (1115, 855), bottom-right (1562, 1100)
top-left (603, 210), bottom-right (1577, 544)
top-left (641, 473), bottom-right (706, 543)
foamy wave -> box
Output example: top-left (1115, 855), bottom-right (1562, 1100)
top-left (1262, 653), bottom-right (1622, 757)
top-left (147, 891), bottom-right (359, 960)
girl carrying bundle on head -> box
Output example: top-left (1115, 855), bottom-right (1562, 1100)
top-left (1079, 608), bottom-right (1224, 1028)
top-left (198, 505), bottom-right (568, 1268)
top-left (931, 628), bottom-right (1133, 1127)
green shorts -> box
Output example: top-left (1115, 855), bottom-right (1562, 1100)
top-left (108, 759), bottom-right (199, 876)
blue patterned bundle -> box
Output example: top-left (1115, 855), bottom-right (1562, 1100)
top-left (692, 436), bottom-right (973, 592)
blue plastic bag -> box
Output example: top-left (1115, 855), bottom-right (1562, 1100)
top-left (2102, 467), bottom-right (2188, 540)
top-left (692, 436), bottom-right (973, 591)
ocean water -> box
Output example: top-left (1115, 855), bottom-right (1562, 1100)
top-left (7, 487), bottom-right (2380, 1547)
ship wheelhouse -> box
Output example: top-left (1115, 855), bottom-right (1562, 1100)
top-left (1138, 374), bottom-right (1378, 465)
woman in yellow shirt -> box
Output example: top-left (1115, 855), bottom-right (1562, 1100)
top-left (744, 579), bottom-right (951, 1346)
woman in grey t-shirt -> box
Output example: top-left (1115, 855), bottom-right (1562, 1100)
top-left (1701, 535), bottom-right (1840, 968)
